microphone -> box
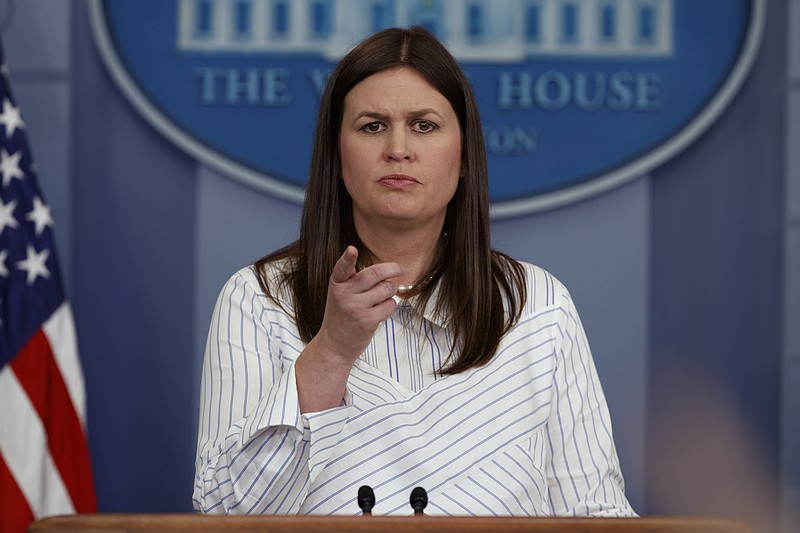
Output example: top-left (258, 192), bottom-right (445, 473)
top-left (409, 486), bottom-right (428, 515)
top-left (357, 485), bottom-right (375, 515)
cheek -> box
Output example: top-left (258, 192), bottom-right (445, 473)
top-left (338, 135), bottom-right (365, 197)
top-left (338, 135), bottom-right (363, 178)
top-left (445, 142), bottom-right (463, 181)
top-left (338, 135), bottom-right (350, 174)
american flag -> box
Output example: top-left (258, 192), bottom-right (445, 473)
top-left (0, 45), bottom-right (96, 530)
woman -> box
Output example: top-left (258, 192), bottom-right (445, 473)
top-left (193, 26), bottom-right (635, 517)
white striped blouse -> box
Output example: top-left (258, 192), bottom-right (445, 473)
top-left (193, 260), bottom-right (636, 517)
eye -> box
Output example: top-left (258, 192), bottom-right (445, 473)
top-left (413, 120), bottom-right (437, 133)
top-left (361, 121), bottom-right (384, 133)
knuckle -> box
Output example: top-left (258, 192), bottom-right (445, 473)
top-left (365, 266), bottom-right (384, 284)
top-left (384, 280), bottom-right (396, 295)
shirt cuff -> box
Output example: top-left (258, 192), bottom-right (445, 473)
top-left (241, 361), bottom-right (304, 442)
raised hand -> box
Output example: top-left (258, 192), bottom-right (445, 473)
top-left (318, 246), bottom-right (403, 363)
top-left (295, 246), bottom-right (403, 413)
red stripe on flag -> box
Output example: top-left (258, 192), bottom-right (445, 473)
top-left (11, 329), bottom-right (97, 513)
top-left (0, 453), bottom-right (34, 533)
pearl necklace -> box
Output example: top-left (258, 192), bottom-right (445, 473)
top-left (395, 273), bottom-right (436, 297)
top-left (396, 283), bottom-right (415, 294)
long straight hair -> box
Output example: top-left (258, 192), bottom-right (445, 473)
top-left (255, 27), bottom-right (526, 375)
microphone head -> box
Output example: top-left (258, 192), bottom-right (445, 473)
top-left (357, 485), bottom-right (375, 514)
top-left (409, 486), bottom-right (428, 514)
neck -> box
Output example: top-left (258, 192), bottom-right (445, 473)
top-left (355, 219), bottom-right (444, 286)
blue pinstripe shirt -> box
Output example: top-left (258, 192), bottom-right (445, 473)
top-left (193, 260), bottom-right (635, 517)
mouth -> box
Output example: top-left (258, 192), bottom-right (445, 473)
top-left (378, 174), bottom-right (419, 189)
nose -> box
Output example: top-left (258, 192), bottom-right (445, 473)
top-left (384, 129), bottom-right (413, 161)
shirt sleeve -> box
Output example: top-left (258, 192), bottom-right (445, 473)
top-left (545, 284), bottom-right (637, 517)
top-left (192, 268), bottom-right (353, 514)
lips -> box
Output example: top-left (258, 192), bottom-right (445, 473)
top-left (379, 174), bottom-right (419, 188)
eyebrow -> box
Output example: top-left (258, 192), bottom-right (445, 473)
top-left (351, 108), bottom-right (443, 123)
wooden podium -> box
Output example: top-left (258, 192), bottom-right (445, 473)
top-left (28, 514), bottom-right (752, 533)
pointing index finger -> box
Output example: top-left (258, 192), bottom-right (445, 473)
top-left (331, 246), bottom-right (359, 284)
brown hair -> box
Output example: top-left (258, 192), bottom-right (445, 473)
top-left (255, 26), bottom-right (526, 375)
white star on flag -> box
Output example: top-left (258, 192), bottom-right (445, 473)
top-left (0, 197), bottom-right (18, 234)
top-left (0, 248), bottom-right (9, 277)
top-left (0, 97), bottom-right (25, 137)
top-left (1, 146), bottom-right (24, 187)
top-left (15, 244), bottom-right (51, 285)
top-left (26, 196), bottom-right (54, 236)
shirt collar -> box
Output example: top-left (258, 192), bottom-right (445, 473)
top-left (397, 279), bottom-right (449, 328)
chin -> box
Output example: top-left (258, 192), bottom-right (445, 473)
top-left (377, 201), bottom-right (420, 220)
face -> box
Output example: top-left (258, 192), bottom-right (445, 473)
top-left (339, 66), bottom-right (462, 234)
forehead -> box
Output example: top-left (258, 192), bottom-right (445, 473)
top-left (343, 67), bottom-right (451, 112)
